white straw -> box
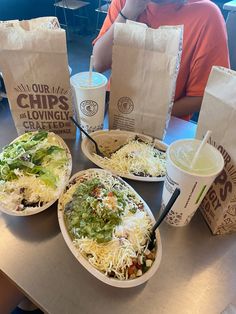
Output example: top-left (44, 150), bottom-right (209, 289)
top-left (190, 130), bottom-right (212, 169)
top-left (88, 55), bottom-right (94, 85)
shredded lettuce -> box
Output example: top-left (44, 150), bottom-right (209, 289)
top-left (32, 146), bottom-right (64, 165)
top-left (39, 170), bottom-right (58, 188)
top-left (0, 131), bottom-right (66, 188)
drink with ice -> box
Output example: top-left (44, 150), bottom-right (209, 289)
top-left (162, 139), bottom-right (224, 227)
top-left (170, 141), bottom-right (221, 175)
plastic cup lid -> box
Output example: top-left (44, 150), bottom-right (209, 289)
top-left (70, 72), bottom-right (107, 89)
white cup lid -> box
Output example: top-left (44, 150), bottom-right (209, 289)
top-left (70, 72), bottom-right (107, 89)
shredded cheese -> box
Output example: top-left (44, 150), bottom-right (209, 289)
top-left (62, 170), bottom-right (154, 280)
top-left (0, 172), bottom-right (64, 211)
top-left (74, 209), bottom-right (152, 280)
top-left (93, 140), bottom-right (166, 177)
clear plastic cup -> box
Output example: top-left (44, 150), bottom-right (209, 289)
top-left (70, 72), bottom-right (107, 137)
top-left (162, 139), bottom-right (224, 226)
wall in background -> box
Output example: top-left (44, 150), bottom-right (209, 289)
top-left (0, 0), bottom-right (98, 32)
top-left (0, 0), bottom-right (54, 20)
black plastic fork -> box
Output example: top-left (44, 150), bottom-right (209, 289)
top-left (70, 117), bottom-right (105, 157)
top-left (147, 188), bottom-right (181, 250)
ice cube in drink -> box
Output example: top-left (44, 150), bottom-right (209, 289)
top-left (169, 140), bottom-right (222, 175)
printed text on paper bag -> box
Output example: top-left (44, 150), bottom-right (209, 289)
top-left (15, 83), bottom-right (72, 135)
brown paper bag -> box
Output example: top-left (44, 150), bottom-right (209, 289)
top-left (0, 17), bottom-right (75, 138)
top-left (196, 66), bottom-right (236, 235)
top-left (109, 21), bottom-right (183, 140)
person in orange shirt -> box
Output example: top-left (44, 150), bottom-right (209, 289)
top-left (93, 0), bottom-right (229, 118)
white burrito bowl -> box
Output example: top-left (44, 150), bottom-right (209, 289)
top-left (0, 132), bottom-right (72, 216)
top-left (58, 168), bottom-right (162, 288)
top-left (81, 129), bottom-right (167, 182)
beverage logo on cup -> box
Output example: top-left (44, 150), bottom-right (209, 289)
top-left (80, 100), bottom-right (98, 117)
top-left (117, 97), bottom-right (134, 114)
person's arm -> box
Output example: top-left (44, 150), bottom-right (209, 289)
top-left (172, 96), bottom-right (203, 118)
top-left (0, 271), bottom-right (24, 313)
top-left (93, 0), bottom-right (150, 73)
top-left (93, 15), bottom-right (125, 73)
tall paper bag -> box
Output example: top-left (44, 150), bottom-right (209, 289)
top-left (0, 17), bottom-right (75, 139)
top-left (109, 21), bottom-right (183, 140)
top-left (196, 66), bottom-right (236, 235)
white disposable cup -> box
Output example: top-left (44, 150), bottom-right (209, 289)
top-left (70, 72), bottom-right (107, 137)
top-left (162, 139), bottom-right (224, 227)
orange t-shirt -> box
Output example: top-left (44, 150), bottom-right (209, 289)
top-left (94, 0), bottom-right (229, 101)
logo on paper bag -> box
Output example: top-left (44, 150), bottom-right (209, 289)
top-left (117, 97), bottom-right (134, 114)
top-left (80, 100), bottom-right (98, 116)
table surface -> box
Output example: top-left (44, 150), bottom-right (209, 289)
top-left (1, 102), bottom-right (236, 314)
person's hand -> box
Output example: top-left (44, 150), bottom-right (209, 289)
top-left (121, 0), bottom-right (150, 21)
